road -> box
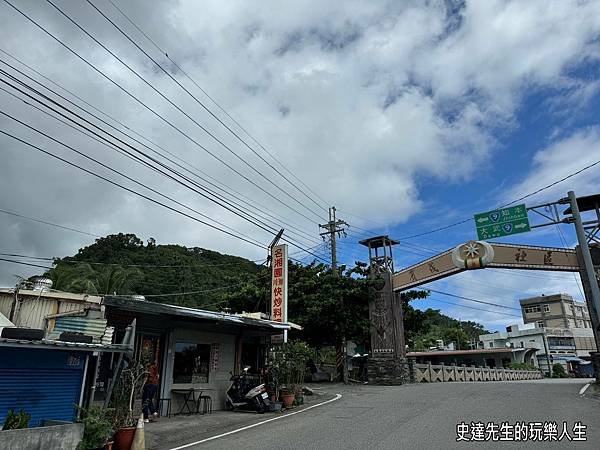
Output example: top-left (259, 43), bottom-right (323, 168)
top-left (166, 379), bottom-right (599, 449)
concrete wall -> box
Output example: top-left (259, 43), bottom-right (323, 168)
top-left (163, 329), bottom-right (236, 412)
top-left (0, 422), bottom-right (83, 450)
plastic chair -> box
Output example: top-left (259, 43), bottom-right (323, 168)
top-left (197, 395), bottom-right (212, 414)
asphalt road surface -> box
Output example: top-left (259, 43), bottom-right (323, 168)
top-left (172, 379), bottom-right (599, 449)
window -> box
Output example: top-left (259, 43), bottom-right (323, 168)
top-left (488, 341), bottom-right (494, 348)
top-left (543, 304), bottom-right (550, 313)
top-left (173, 342), bottom-right (211, 384)
top-left (537, 321), bottom-right (544, 328)
top-left (524, 305), bottom-right (541, 314)
top-left (547, 337), bottom-right (575, 348)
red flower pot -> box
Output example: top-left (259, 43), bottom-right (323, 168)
top-left (113, 427), bottom-right (136, 450)
top-left (281, 393), bottom-right (295, 409)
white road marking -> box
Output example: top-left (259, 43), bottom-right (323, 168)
top-left (168, 393), bottom-right (343, 449)
top-left (579, 383), bottom-right (591, 396)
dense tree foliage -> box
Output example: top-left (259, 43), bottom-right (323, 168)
top-left (38, 233), bottom-right (488, 349)
top-left (43, 233), bottom-right (261, 307)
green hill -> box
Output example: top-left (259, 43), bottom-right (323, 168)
top-left (42, 233), bottom-right (265, 309)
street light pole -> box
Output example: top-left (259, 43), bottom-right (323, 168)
top-left (568, 191), bottom-right (600, 381)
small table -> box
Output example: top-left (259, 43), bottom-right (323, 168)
top-left (171, 388), bottom-right (213, 415)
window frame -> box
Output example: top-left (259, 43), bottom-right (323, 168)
top-left (172, 342), bottom-right (212, 384)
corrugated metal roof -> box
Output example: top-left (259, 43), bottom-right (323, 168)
top-left (102, 326), bottom-right (114, 346)
top-left (47, 316), bottom-right (111, 344)
top-left (104, 296), bottom-right (291, 331)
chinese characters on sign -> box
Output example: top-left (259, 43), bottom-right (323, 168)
top-left (210, 343), bottom-right (220, 372)
top-left (456, 421), bottom-right (586, 442)
top-left (271, 244), bottom-right (288, 327)
top-left (474, 204), bottom-right (531, 240)
top-left (66, 354), bottom-right (81, 367)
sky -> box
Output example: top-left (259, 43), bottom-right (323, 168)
top-left (0, 0), bottom-right (599, 331)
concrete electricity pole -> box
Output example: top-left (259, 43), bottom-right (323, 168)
top-left (319, 207), bottom-right (349, 383)
top-left (319, 207), bottom-right (349, 273)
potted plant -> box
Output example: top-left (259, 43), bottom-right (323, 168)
top-left (76, 406), bottom-right (113, 450)
top-left (109, 360), bottom-right (147, 450)
top-left (269, 341), bottom-right (312, 409)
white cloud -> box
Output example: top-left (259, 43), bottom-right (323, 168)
top-left (0, 0), bottom-right (599, 289)
top-left (503, 126), bottom-right (600, 204)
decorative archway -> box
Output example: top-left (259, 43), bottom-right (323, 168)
top-left (360, 192), bottom-right (600, 385)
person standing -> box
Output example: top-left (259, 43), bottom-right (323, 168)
top-left (142, 361), bottom-right (159, 422)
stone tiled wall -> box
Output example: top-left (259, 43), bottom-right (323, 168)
top-left (367, 356), bottom-right (413, 385)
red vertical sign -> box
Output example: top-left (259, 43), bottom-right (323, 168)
top-left (270, 244), bottom-right (288, 325)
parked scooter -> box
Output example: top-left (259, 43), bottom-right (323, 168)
top-left (225, 366), bottom-right (270, 413)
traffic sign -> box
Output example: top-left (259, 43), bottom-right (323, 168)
top-left (474, 204), bottom-right (531, 240)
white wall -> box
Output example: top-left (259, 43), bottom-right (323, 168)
top-left (163, 328), bottom-right (236, 412)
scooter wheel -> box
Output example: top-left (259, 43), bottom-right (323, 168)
top-left (256, 403), bottom-right (266, 414)
top-left (225, 400), bottom-right (234, 411)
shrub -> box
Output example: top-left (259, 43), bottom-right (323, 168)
top-left (270, 341), bottom-right (313, 394)
top-left (552, 363), bottom-right (567, 378)
top-left (2, 409), bottom-right (30, 430)
top-left (76, 406), bottom-right (113, 450)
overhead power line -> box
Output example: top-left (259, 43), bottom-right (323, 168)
top-left (554, 224), bottom-right (586, 299)
top-left (0, 207), bottom-right (100, 238)
top-left (0, 112), bottom-right (327, 261)
top-left (1, 0), bottom-right (323, 227)
top-left (0, 66), bottom-right (329, 256)
top-left (0, 106), bottom-right (266, 248)
top-left (0, 251), bottom-right (266, 269)
top-left (103, 0), bottom-right (331, 210)
top-left (426, 288), bottom-right (522, 312)
top-left (0, 257), bottom-right (53, 270)
top-left (0, 56), bottom-right (323, 247)
top-left (0, 128), bottom-right (268, 250)
top-left (42, 0), bottom-right (326, 224)
top-left (423, 297), bottom-right (522, 318)
top-left (91, 0), bottom-right (328, 215)
top-left (399, 159), bottom-right (600, 240)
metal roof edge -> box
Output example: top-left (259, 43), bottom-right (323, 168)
top-left (0, 288), bottom-right (103, 304)
top-left (103, 296), bottom-right (291, 330)
top-left (0, 337), bottom-right (132, 353)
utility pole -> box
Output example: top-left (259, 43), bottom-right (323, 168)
top-left (319, 207), bottom-right (349, 383)
top-left (319, 207), bottom-right (349, 272)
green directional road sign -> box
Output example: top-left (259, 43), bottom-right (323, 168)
top-left (474, 204), bottom-right (531, 240)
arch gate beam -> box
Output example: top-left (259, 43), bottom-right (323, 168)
top-left (392, 242), bottom-right (578, 292)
